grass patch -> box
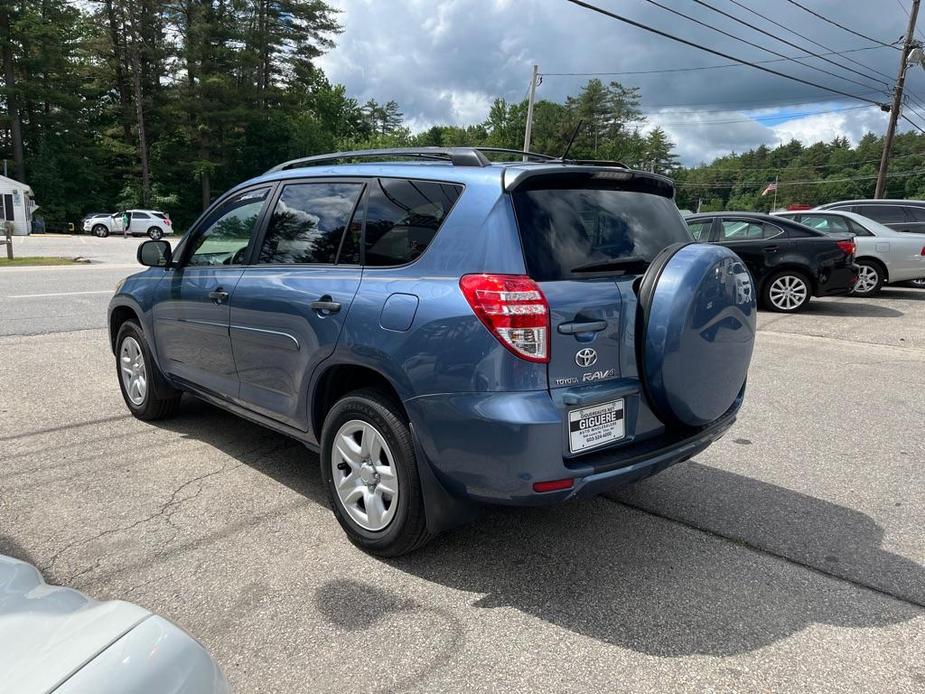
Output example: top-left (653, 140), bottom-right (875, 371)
top-left (0, 256), bottom-right (88, 267)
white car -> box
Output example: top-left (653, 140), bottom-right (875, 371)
top-left (83, 209), bottom-right (173, 239)
top-left (775, 210), bottom-right (925, 295)
top-left (0, 554), bottom-right (228, 693)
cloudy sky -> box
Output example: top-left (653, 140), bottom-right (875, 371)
top-left (316, 0), bottom-right (925, 166)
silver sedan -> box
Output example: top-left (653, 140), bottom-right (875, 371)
top-left (775, 210), bottom-right (925, 295)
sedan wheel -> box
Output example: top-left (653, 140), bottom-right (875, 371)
top-left (766, 273), bottom-right (809, 312)
top-left (853, 263), bottom-right (883, 296)
top-left (331, 419), bottom-right (399, 532)
top-left (119, 336), bottom-right (148, 406)
top-left (911, 278), bottom-right (925, 288)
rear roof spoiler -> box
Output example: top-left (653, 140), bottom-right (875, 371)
top-left (504, 166), bottom-right (675, 198)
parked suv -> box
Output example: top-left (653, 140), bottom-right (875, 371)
top-left (84, 209), bottom-right (172, 239)
top-left (685, 212), bottom-right (858, 312)
top-left (815, 199), bottom-right (925, 234)
top-left (109, 147), bottom-right (757, 555)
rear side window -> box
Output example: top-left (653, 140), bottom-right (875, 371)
top-left (363, 179), bottom-right (462, 266)
top-left (133, 212), bottom-right (151, 219)
top-left (686, 220), bottom-right (711, 240)
top-left (904, 206), bottom-right (925, 222)
top-left (259, 182), bottom-right (363, 265)
top-left (720, 220), bottom-right (780, 240)
top-left (512, 188), bottom-right (689, 281)
top-left (857, 205), bottom-right (907, 224)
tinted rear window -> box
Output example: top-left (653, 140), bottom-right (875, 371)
top-left (512, 188), bottom-right (690, 281)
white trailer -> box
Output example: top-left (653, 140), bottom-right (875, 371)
top-left (0, 175), bottom-right (38, 236)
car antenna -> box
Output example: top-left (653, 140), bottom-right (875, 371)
top-left (559, 119), bottom-right (583, 161)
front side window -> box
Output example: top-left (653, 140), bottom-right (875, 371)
top-left (259, 183), bottom-right (363, 265)
top-left (187, 188), bottom-right (269, 267)
top-left (364, 179), bottom-right (462, 266)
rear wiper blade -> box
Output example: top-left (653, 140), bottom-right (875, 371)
top-left (570, 256), bottom-right (650, 274)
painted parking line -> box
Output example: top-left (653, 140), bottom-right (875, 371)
top-left (6, 290), bottom-right (114, 299)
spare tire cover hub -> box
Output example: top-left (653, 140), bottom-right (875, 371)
top-left (642, 243), bottom-right (756, 427)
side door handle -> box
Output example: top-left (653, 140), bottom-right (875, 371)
top-left (558, 320), bottom-right (608, 335)
top-left (208, 289), bottom-right (229, 304)
top-left (310, 296), bottom-right (342, 314)
top-left (763, 245), bottom-right (779, 253)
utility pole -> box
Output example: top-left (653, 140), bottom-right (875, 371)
top-left (876, 0), bottom-right (920, 198)
top-left (522, 64), bottom-right (539, 161)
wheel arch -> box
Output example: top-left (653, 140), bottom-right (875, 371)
top-left (109, 304), bottom-right (141, 354)
top-left (311, 362), bottom-right (409, 440)
top-left (855, 255), bottom-right (889, 282)
top-left (761, 264), bottom-right (817, 295)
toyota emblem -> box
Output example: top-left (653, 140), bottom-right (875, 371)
top-left (575, 348), bottom-right (598, 367)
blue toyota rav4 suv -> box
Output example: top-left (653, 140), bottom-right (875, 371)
top-left (110, 147), bottom-right (756, 555)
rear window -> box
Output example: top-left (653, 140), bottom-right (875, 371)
top-left (512, 188), bottom-right (689, 281)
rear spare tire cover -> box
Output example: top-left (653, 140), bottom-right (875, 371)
top-left (640, 243), bottom-right (756, 427)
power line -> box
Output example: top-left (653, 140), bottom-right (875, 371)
top-left (644, 91), bottom-right (882, 111)
top-left (562, 0), bottom-right (888, 107)
top-left (641, 0), bottom-right (887, 93)
top-left (783, 0), bottom-right (902, 49)
top-left (895, 0), bottom-right (925, 44)
top-left (902, 112), bottom-right (925, 133)
top-left (540, 45), bottom-right (894, 77)
top-left (726, 0), bottom-right (897, 83)
top-left (686, 150), bottom-right (925, 173)
top-left (651, 104), bottom-right (872, 127)
top-left (690, 0), bottom-right (891, 88)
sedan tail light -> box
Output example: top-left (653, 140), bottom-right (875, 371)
top-left (459, 274), bottom-right (549, 363)
top-left (836, 239), bottom-right (856, 257)
top-left (920, 245), bottom-right (925, 256)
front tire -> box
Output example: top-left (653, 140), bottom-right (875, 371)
top-left (148, 227), bottom-right (163, 240)
top-left (93, 224), bottom-right (109, 238)
top-left (852, 260), bottom-right (885, 296)
top-left (320, 389), bottom-right (430, 556)
top-left (115, 320), bottom-right (181, 420)
top-left (762, 270), bottom-right (811, 312)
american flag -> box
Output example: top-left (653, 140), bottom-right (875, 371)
top-left (761, 182), bottom-right (778, 196)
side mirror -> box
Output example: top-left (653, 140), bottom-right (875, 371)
top-left (138, 239), bottom-right (172, 267)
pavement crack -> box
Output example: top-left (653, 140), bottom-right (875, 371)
top-left (605, 497), bottom-right (925, 611)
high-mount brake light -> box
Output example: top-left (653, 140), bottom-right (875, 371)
top-left (836, 239), bottom-right (855, 257)
top-left (459, 274), bottom-right (550, 363)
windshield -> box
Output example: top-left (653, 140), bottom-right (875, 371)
top-left (512, 187), bottom-right (690, 281)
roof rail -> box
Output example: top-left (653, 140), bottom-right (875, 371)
top-left (266, 147), bottom-right (491, 173)
top-left (474, 147), bottom-right (558, 161)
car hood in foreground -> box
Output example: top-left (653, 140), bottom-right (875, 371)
top-left (0, 555), bottom-right (228, 693)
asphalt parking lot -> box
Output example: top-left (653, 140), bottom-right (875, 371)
top-left (1, 236), bottom-right (923, 692)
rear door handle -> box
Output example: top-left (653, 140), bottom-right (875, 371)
top-left (558, 320), bottom-right (607, 335)
top-left (763, 245), bottom-right (779, 253)
top-left (208, 290), bottom-right (229, 304)
top-left (310, 297), bottom-right (341, 314)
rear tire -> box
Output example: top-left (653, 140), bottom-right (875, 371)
top-left (762, 270), bottom-right (811, 312)
top-left (908, 278), bottom-right (925, 288)
top-left (115, 320), bottom-right (181, 420)
top-left (93, 224), bottom-right (109, 238)
top-left (148, 227), bottom-right (163, 240)
top-left (852, 260), bottom-right (885, 296)
top-left (320, 389), bottom-right (431, 556)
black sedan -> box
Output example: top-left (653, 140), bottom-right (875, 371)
top-left (685, 212), bottom-right (858, 312)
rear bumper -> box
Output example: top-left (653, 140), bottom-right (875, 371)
top-left (404, 388), bottom-right (739, 506)
top-left (814, 264), bottom-right (858, 296)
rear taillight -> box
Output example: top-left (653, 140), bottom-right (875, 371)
top-left (164, 218), bottom-right (171, 226)
top-left (920, 245), bottom-right (925, 256)
top-left (836, 239), bottom-right (855, 257)
top-left (459, 274), bottom-right (549, 363)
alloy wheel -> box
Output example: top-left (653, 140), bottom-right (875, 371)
top-left (768, 274), bottom-right (808, 311)
top-left (119, 336), bottom-right (147, 406)
top-left (911, 278), bottom-right (925, 288)
top-left (853, 265), bottom-right (879, 294)
top-left (331, 420), bottom-right (399, 532)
